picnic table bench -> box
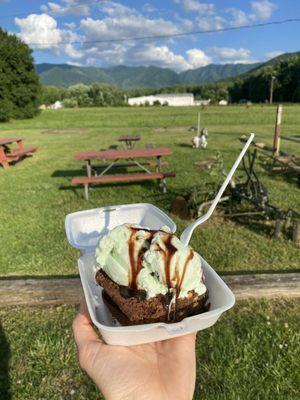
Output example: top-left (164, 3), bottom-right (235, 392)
top-left (118, 134), bottom-right (141, 149)
top-left (0, 137), bottom-right (37, 169)
top-left (72, 147), bottom-right (175, 199)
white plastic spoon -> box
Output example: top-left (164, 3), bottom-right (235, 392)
top-left (180, 132), bottom-right (255, 246)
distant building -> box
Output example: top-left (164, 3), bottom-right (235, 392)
top-left (128, 93), bottom-right (203, 106)
top-left (50, 101), bottom-right (63, 109)
top-left (218, 100), bottom-right (228, 106)
top-left (194, 99), bottom-right (211, 106)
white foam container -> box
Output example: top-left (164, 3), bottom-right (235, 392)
top-left (65, 203), bottom-right (235, 346)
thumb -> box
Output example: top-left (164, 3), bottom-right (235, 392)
top-left (72, 298), bottom-right (104, 352)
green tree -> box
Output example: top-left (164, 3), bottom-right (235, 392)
top-left (0, 28), bottom-right (41, 122)
top-left (66, 84), bottom-right (93, 107)
top-left (41, 85), bottom-right (66, 105)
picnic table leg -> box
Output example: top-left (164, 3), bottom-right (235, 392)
top-left (86, 160), bottom-right (92, 178)
top-left (161, 178), bottom-right (167, 193)
top-left (0, 148), bottom-right (9, 169)
top-left (17, 139), bottom-right (24, 150)
top-left (84, 183), bottom-right (89, 200)
top-left (156, 156), bottom-right (161, 173)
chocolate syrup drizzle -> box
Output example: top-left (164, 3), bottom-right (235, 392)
top-left (128, 227), bottom-right (156, 290)
top-left (126, 227), bottom-right (196, 321)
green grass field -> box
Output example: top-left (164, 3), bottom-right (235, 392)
top-left (0, 299), bottom-right (299, 400)
top-left (1, 105), bottom-right (299, 400)
top-left (1, 105), bottom-right (299, 276)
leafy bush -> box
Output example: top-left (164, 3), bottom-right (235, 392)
top-left (65, 84), bottom-right (93, 107)
top-left (63, 98), bottom-right (78, 108)
top-left (0, 99), bottom-right (11, 122)
top-left (153, 100), bottom-right (161, 106)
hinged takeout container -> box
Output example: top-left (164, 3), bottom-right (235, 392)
top-left (65, 203), bottom-right (235, 346)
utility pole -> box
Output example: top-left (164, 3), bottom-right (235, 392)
top-left (270, 75), bottom-right (276, 104)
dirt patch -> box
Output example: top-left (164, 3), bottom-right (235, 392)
top-left (41, 128), bottom-right (92, 135)
top-left (154, 126), bottom-right (195, 133)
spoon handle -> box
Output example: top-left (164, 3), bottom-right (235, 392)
top-left (180, 133), bottom-right (255, 246)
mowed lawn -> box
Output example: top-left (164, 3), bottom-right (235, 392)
top-left (1, 105), bottom-right (300, 276)
top-left (0, 299), bottom-right (299, 400)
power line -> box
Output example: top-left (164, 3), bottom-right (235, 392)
top-left (25, 17), bottom-right (300, 47)
top-left (0, 0), bottom-right (102, 20)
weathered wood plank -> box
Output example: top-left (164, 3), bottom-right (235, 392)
top-left (222, 273), bottom-right (300, 300)
top-left (0, 273), bottom-right (299, 307)
top-left (0, 278), bottom-right (83, 307)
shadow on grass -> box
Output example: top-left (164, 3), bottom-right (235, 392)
top-left (52, 169), bottom-right (83, 178)
top-left (58, 179), bottom-right (177, 200)
top-left (0, 321), bottom-right (11, 400)
top-left (258, 158), bottom-right (300, 186)
top-left (0, 155), bottom-right (34, 169)
top-left (176, 143), bottom-right (193, 148)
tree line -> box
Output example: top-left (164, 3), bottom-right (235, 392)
top-left (41, 84), bottom-right (126, 107)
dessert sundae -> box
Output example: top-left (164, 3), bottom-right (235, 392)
top-left (94, 224), bottom-right (208, 324)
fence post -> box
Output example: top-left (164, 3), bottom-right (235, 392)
top-left (273, 104), bottom-right (282, 156)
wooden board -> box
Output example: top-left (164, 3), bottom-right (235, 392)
top-left (0, 273), bottom-right (299, 307)
top-left (0, 137), bottom-right (23, 146)
top-left (7, 146), bottom-right (38, 158)
top-left (72, 172), bottom-right (175, 185)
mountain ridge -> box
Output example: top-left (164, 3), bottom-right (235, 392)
top-left (36, 62), bottom-right (261, 89)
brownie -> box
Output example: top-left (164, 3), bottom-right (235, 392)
top-left (96, 270), bottom-right (209, 325)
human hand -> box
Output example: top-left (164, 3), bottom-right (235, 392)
top-left (72, 299), bottom-right (196, 400)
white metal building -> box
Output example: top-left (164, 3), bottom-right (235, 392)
top-left (128, 93), bottom-right (196, 106)
top-left (194, 99), bottom-right (211, 106)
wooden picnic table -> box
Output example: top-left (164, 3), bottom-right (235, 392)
top-left (72, 147), bottom-right (175, 199)
top-left (118, 134), bottom-right (141, 149)
top-left (0, 137), bottom-right (37, 169)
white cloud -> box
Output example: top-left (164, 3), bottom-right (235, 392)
top-left (181, 0), bottom-right (215, 15)
top-left (266, 50), bottom-right (283, 59)
top-left (15, 13), bottom-right (82, 58)
top-left (186, 48), bottom-right (211, 68)
top-left (226, 8), bottom-right (249, 26)
top-left (211, 47), bottom-right (253, 64)
top-left (227, 1), bottom-right (276, 26)
top-left (64, 21), bottom-right (76, 29)
top-left (127, 44), bottom-right (191, 71)
top-left (142, 3), bottom-right (157, 14)
top-left (41, 0), bottom-right (90, 16)
top-left (197, 15), bottom-right (224, 30)
top-left (250, 0), bottom-right (277, 21)
top-left (78, 40), bottom-right (211, 72)
top-left (77, 3), bottom-right (214, 72)
top-left (81, 2), bottom-right (180, 41)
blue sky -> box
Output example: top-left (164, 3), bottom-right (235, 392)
top-left (0, 0), bottom-right (298, 71)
